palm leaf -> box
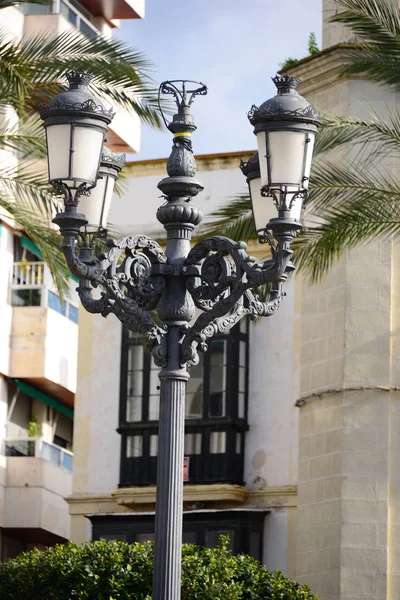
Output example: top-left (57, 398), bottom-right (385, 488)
top-left (0, 198), bottom-right (70, 297)
top-left (330, 0), bottom-right (400, 87)
top-left (19, 30), bottom-right (164, 128)
top-left (314, 111), bottom-right (400, 157)
top-left (199, 195), bottom-right (256, 241)
top-left (294, 196), bottom-right (400, 281)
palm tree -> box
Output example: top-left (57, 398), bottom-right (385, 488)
top-left (204, 0), bottom-right (400, 282)
top-left (0, 0), bottom-right (162, 295)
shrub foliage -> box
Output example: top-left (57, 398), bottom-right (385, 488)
top-left (0, 537), bottom-right (318, 600)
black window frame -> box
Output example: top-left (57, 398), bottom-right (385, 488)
top-left (90, 510), bottom-right (265, 562)
top-left (118, 321), bottom-right (249, 487)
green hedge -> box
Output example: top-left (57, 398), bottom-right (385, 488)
top-left (0, 537), bottom-right (318, 600)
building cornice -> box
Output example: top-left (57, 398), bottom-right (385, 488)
top-left (281, 44), bottom-right (350, 98)
top-left (125, 150), bottom-right (255, 178)
top-left (67, 485), bottom-right (298, 515)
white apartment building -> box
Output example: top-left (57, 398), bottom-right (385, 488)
top-left (0, 0), bottom-right (143, 561)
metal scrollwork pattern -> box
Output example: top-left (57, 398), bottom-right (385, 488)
top-left (63, 234), bottom-right (169, 362)
top-left (181, 235), bottom-right (291, 366)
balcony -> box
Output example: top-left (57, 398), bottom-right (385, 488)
top-left (3, 438), bottom-right (72, 541)
top-left (8, 261), bottom-right (79, 402)
top-left (5, 438), bottom-right (73, 472)
top-left (23, 0), bottom-right (99, 39)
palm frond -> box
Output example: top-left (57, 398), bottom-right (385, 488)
top-left (0, 111), bottom-right (46, 157)
top-left (18, 30), bottom-right (164, 128)
top-left (294, 196), bottom-right (400, 281)
top-left (307, 157), bottom-right (400, 213)
top-left (332, 0), bottom-right (400, 44)
top-left (0, 198), bottom-right (70, 297)
top-left (330, 0), bottom-right (400, 87)
top-left (0, 160), bottom-right (59, 218)
top-left (199, 195), bottom-right (256, 242)
top-left (314, 111), bottom-right (400, 156)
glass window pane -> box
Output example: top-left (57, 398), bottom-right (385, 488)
top-left (68, 304), bottom-right (79, 323)
top-left (209, 340), bottom-right (226, 417)
top-left (210, 391), bottom-right (225, 417)
top-left (249, 532), bottom-right (261, 560)
top-left (239, 341), bottom-right (246, 367)
top-left (186, 354), bottom-right (203, 419)
top-left (127, 369), bottom-right (143, 398)
top-left (149, 395), bottom-right (159, 421)
top-left (11, 289), bottom-right (41, 307)
top-left (210, 431), bottom-right (226, 454)
top-left (126, 396), bottom-right (142, 422)
top-left (236, 433), bottom-right (242, 454)
top-left (126, 435), bottom-right (142, 457)
top-left (128, 345), bottom-right (143, 371)
top-left (184, 433), bottom-right (202, 455)
top-left (238, 393), bottom-right (245, 419)
top-left (240, 317), bottom-right (247, 334)
top-left (183, 532), bottom-right (197, 544)
top-left (185, 393), bottom-right (203, 420)
top-left (48, 290), bottom-right (67, 315)
top-left (23, 2), bottom-right (51, 15)
top-left (150, 435), bottom-right (158, 457)
top-left (149, 360), bottom-right (160, 396)
top-left (239, 367), bottom-right (246, 393)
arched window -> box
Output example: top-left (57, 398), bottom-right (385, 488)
top-left (118, 320), bottom-right (249, 486)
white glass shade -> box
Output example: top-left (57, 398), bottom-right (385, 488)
top-left (286, 186), bottom-right (303, 221)
top-left (78, 174), bottom-right (116, 231)
top-left (249, 180), bottom-right (304, 237)
top-left (46, 123), bottom-right (104, 187)
top-left (256, 129), bottom-right (316, 190)
top-left (249, 177), bottom-right (276, 235)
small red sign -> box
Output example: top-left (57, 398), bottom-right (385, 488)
top-left (183, 456), bottom-right (190, 482)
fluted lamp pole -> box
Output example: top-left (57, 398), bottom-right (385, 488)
top-left (39, 72), bottom-right (321, 600)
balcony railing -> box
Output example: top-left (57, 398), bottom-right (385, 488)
top-left (5, 438), bottom-right (73, 472)
top-left (23, 0), bottom-right (99, 39)
top-left (10, 261), bottom-right (79, 323)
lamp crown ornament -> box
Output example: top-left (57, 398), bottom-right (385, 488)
top-left (65, 70), bottom-right (94, 89)
top-left (272, 74), bottom-right (301, 93)
top-left (38, 70), bottom-right (115, 123)
top-left (247, 73), bottom-right (322, 126)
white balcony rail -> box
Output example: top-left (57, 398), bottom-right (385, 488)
top-left (5, 437), bottom-right (73, 472)
top-left (23, 0), bottom-right (99, 39)
top-left (11, 261), bottom-right (46, 289)
top-left (9, 261), bottom-right (79, 322)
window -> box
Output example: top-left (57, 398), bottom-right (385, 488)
top-left (48, 290), bottom-right (79, 323)
top-left (119, 321), bottom-right (249, 487)
top-left (91, 511), bottom-right (265, 561)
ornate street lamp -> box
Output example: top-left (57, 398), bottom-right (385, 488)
top-left (78, 147), bottom-right (126, 233)
top-left (247, 74), bottom-right (321, 240)
top-left (39, 72), bottom-right (320, 600)
top-left (38, 71), bottom-right (115, 202)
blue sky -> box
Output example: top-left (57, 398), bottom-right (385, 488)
top-left (118, 0), bottom-right (322, 161)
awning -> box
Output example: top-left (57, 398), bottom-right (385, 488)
top-left (21, 234), bottom-right (42, 258)
top-left (10, 378), bottom-right (73, 419)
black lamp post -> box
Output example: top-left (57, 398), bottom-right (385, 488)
top-left (39, 72), bottom-right (320, 600)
